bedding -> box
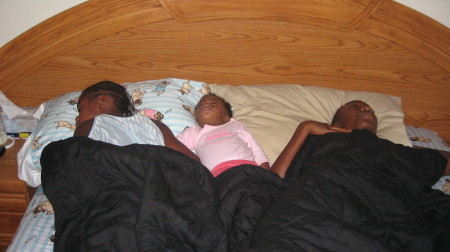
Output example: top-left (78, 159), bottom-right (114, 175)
top-left (40, 137), bottom-right (286, 251)
top-left (8, 137), bottom-right (450, 251)
top-left (251, 130), bottom-right (450, 251)
top-left (18, 80), bottom-right (410, 188)
top-left (7, 186), bottom-right (54, 252)
top-left (36, 131), bottom-right (450, 251)
top-left (10, 80), bottom-right (447, 251)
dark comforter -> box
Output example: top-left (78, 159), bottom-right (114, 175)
top-left (251, 130), bottom-right (450, 252)
top-left (41, 137), bottom-right (286, 251)
top-left (41, 131), bottom-right (450, 252)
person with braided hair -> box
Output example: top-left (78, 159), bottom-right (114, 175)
top-left (74, 80), bottom-right (198, 161)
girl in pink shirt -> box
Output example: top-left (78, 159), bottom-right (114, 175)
top-left (177, 94), bottom-right (270, 176)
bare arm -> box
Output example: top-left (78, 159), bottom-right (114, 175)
top-left (74, 118), bottom-right (94, 136)
top-left (271, 121), bottom-right (351, 178)
top-left (152, 119), bottom-right (200, 162)
top-left (260, 162), bottom-right (270, 170)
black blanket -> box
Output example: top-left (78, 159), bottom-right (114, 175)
top-left (41, 137), bottom-right (286, 251)
top-left (250, 130), bottom-right (450, 252)
top-left (41, 131), bottom-right (450, 252)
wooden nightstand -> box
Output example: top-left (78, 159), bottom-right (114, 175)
top-left (0, 139), bottom-right (34, 251)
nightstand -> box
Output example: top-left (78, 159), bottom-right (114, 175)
top-left (0, 139), bottom-right (34, 251)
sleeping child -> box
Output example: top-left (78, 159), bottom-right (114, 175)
top-left (177, 94), bottom-right (270, 176)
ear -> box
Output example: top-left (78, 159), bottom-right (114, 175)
top-left (96, 95), bottom-right (105, 109)
top-left (97, 95), bottom-right (122, 116)
top-left (96, 95), bottom-right (110, 112)
top-left (224, 114), bottom-right (231, 123)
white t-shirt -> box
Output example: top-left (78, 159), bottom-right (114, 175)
top-left (89, 114), bottom-right (164, 146)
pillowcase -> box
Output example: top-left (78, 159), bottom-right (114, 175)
top-left (210, 84), bottom-right (410, 165)
top-left (18, 78), bottom-right (208, 187)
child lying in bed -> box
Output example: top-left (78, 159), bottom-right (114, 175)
top-left (74, 80), bottom-right (198, 161)
top-left (177, 94), bottom-right (270, 176)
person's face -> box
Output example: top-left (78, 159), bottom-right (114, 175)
top-left (333, 101), bottom-right (378, 133)
top-left (195, 95), bottom-right (230, 127)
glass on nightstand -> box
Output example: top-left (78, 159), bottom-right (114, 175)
top-left (0, 116), bottom-right (6, 145)
top-left (0, 116), bottom-right (15, 157)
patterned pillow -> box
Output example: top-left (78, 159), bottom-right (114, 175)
top-left (18, 78), bottom-right (209, 187)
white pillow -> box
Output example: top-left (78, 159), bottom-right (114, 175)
top-left (210, 84), bottom-right (409, 165)
top-left (18, 78), bottom-right (209, 187)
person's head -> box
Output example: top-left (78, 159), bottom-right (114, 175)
top-left (76, 81), bottom-right (136, 126)
top-left (331, 100), bottom-right (378, 133)
top-left (195, 94), bottom-right (233, 127)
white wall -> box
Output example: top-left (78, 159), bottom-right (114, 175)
top-left (394, 0), bottom-right (450, 28)
top-left (0, 0), bottom-right (449, 48)
top-left (0, 0), bottom-right (87, 47)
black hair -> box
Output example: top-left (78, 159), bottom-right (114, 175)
top-left (331, 101), bottom-right (353, 126)
top-left (80, 80), bottom-right (136, 117)
top-left (331, 100), bottom-right (371, 126)
top-left (197, 93), bottom-right (233, 117)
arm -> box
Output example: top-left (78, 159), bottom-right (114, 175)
top-left (260, 162), bottom-right (270, 170)
top-left (271, 121), bottom-right (351, 178)
top-left (152, 119), bottom-right (200, 162)
top-left (240, 122), bottom-right (271, 170)
top-left (74, 118), bottom-right (94, 136)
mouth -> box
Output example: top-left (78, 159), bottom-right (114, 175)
top-left (358, 112), bottom-right (375, 120)
top-left (198, 107), bottom-right (213, 113)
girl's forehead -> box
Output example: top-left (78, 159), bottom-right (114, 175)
top-left (200, 95), bottom-right (220, 102)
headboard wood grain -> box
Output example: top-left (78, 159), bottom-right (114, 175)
top-left (0, 0), bottom-right (449, 142)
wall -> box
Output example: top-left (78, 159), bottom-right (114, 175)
top-left (0, 0), bottom-right (87, 47)
top-left (0, 0), bottom-right (449, 48)
top-left (394, 0), bottom-right (450, 28)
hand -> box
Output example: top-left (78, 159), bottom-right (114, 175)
top-left (298, 120), bottom-right (351, 136)
top-left (271, 120), bottom-right (350, 178)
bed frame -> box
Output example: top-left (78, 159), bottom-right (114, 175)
top-left (0, 0), bottom-right (449, 142)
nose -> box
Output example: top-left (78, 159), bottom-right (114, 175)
top-left (361, 106), bottom-right (373, 113)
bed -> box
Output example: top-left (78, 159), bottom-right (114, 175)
top-left (1, 0), bottom-right (449, 251)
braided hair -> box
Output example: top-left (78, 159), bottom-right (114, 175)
top-left (79, 81), bottom-right (136, 117)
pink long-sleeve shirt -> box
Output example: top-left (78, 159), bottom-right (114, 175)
top-left (177, 118), bottom-right (269, 175)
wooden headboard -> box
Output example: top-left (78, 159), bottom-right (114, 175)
top-left (0, 0), bottom-right (449, 142)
